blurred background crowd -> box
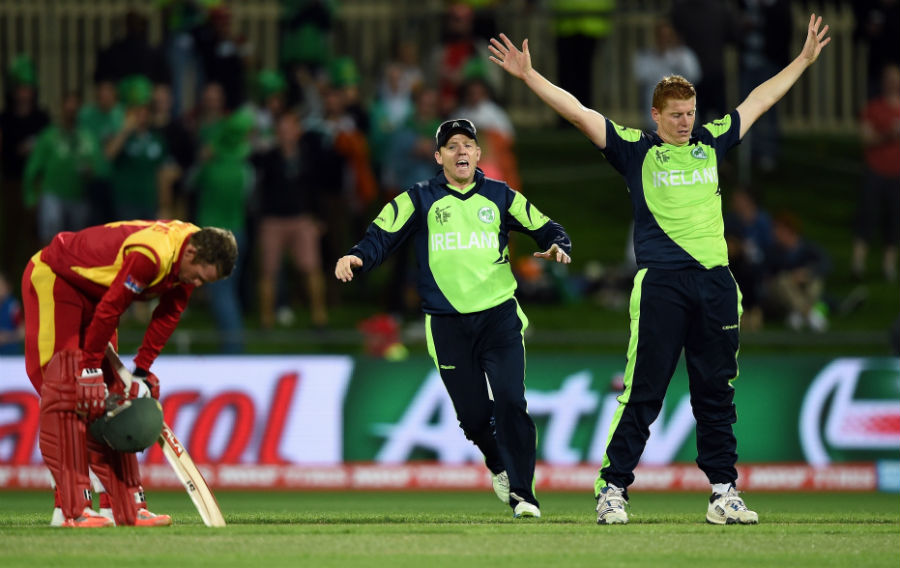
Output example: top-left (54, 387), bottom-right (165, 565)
top-left (0, 0), bottom-right (897, 357)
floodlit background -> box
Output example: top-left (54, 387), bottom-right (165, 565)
top-left (0, 0), bottom-right (897, 493)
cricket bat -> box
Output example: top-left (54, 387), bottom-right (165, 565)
top-left (105, 345), bottom-right (226, 527)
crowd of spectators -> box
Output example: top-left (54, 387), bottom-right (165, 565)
top-left (0, 2), bottom-right (524, 353)
top-left (725, 190), bottom-right (832, 333)
top-left (0, 1), bottom-right (896, 353)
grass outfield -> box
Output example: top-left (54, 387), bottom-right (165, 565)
top-left (1, 491), bottom-right (898, 567)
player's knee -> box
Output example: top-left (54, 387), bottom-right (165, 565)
top-left (489, 386), bottom-right (527, 409)
top-left (43, 349), bottom-right (82, 385)
top-left (40, 349), bottom-right (82, 413)
top-left (460, 417), bottom-right (495, 445)
top-left (691, 400), bottom-right (737, 425)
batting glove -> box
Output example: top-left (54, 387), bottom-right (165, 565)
top-left (133, 368), bottom-right (160, 399)
top-left (76, 368), bottom-right (108, 420)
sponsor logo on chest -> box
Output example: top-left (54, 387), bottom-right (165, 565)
top-left (429, 203), bottom-right (499, 251)
top-left (651, 167), bottom-right (718, 188)
top-left (431, 231), bottom-right (499, 251)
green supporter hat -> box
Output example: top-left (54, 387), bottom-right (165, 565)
top-left (329, 56), bottom-right (360, 88)
top-left (211, 106), bottom-right (254, 159)
top-left (89, 397), bottom-right (163, 453)
top-left (118, 74), bottom-right (153, 107)
top-left (256, 69), bottom-right (286, 99)
top-left (461, 56), bottom-right (489, 82)
top-left (8, 54), bottom-right (36, 86)
top-left (281, 24), bottom-right (330, 66)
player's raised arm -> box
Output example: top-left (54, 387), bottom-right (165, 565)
top-left (489, 33), bottom-right (608, 149)
top-left (736, 13), bottom-right (831, 139)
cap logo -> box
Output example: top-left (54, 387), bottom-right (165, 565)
top-left (436, 119), bottom-right (477, 147)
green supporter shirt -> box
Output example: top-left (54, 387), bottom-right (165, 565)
top-left (189, 108), bottom-right (254, 228)
top-left (190, 156), bottom-right (253, 231)
top-left (110, 129), bottom-right (169, 214)
top-left (23, 125), bottom-right (103, 206)
top-left (349, 169), bottom-right (571, 314)
top-left (77, 103), bottom-right (125, 178)
top-left (601, 111), bottom-right (742, 270)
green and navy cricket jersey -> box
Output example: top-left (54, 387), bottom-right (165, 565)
top-left (349, 169), bottom-right (571, 314)
top-left (602, 111), bottom-right (742, 270)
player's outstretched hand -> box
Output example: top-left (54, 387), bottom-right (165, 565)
top-left (488, 33), bottom-right (532, 80)
top-left (800, 13), bottom-right (831, 65)
top-left (335, 255), bottom-right (363, 282)
top-left (533, 244), bottom-right (571, 264)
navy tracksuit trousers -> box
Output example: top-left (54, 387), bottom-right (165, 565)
top-left (426, 298), bottom-right (538, 508)
top-left (597, 266), bottom-right (743, 496)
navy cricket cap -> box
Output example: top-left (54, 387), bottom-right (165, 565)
top-left (435, 118), bottom-right (477, 149)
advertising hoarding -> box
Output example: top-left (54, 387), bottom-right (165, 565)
top-left (1, 354), bottom-right (897, 490)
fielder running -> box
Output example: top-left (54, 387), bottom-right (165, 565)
top-left (336, 119), bottom-right (571, 518)
top-left (489, 14), bottom-right (831, 524)
top-left (22, 220), bottom-right (237, 527)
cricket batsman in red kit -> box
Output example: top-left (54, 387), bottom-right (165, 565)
top-left (21, 220), bottom-right (238, 527)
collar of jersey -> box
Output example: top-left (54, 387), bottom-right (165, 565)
top-left (435, 168), bottom-right (484, 200)
top-left (445, 181), bottom-right (476, 193)
top-left (651, 131), bottom-right (700, 147)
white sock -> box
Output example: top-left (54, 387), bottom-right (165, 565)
top-left (711, 482), bottom-right (732, 495)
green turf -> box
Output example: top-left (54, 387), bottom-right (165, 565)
top-left (1, 491), bottom-right (897, 567)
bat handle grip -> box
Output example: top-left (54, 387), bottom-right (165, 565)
top-left (104, 342), bottom-right (134, 391)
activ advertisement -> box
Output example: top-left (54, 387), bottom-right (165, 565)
top-left (342, 355), bottom-right (900, 466)
top-left (1, 354), bottom-right (897, 491)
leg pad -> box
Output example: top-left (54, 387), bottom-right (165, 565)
top-left (87, 436), bottom-right (145, 526)
top-left (40, 349), bottom-right (91, 520)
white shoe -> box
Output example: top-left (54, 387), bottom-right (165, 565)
top-left (596, 485), bottom-right (628, 525)
top-left (51, 507), bottom-right (114, 528)
top-left (706, 486), bottom-right (758, 525)
top-left (52, 506), bottom-right (116, 527)
top-left (491, 471), bottom-right (509, 504)
top-left (99, 508), bottom-right (115, 524)
top-left (513, 501), bottom-right (541, 518)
